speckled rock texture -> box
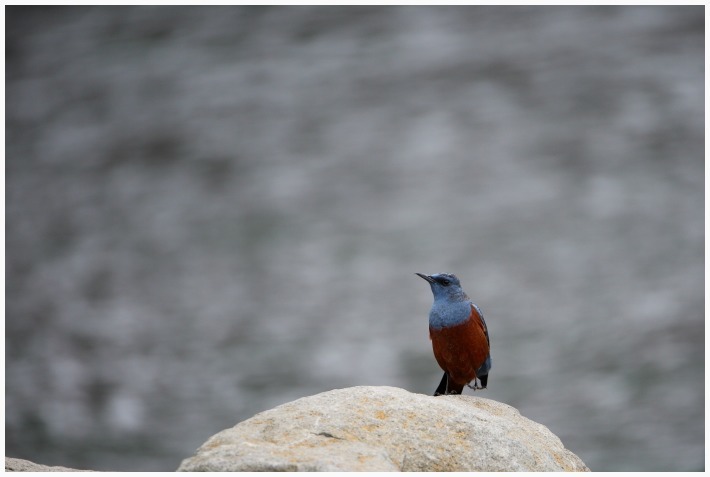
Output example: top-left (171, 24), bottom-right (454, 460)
top-left (5, 457), bottom-right (92, 472)
top-left (178, 386), bottom-right (589, 472)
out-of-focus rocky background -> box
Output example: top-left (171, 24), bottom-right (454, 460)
top-left (5, 6), bottom-right (704, 472)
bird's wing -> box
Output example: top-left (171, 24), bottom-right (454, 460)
top-left (471, 303), bottom-right (490, 347)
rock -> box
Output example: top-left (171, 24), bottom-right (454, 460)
top-left (5, 457), bottom-right (93, 472)
top-left (178, 386), bottom-right (589, 472)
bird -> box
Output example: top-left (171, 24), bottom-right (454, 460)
top-left (416, 272), bottom-right (491, 396)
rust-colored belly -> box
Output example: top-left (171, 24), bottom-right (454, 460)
top-left (429, 314), bottom-right (489, 386)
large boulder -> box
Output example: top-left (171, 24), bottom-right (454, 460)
top-left (178, 386), bottom-right (589, 472)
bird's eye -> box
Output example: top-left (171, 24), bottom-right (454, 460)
top-left (440, 279), bottom-right (451, 286)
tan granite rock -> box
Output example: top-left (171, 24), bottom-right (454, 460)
top-left (178, 386), bottom-right (590, 472)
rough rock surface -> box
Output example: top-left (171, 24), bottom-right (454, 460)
top-left (178, 386), bottom-right (589, 472)
top-left (5, 457), bottom-right (92, 472)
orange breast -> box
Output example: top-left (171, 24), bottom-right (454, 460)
top-left (429, 306), bottom-right (490, 386)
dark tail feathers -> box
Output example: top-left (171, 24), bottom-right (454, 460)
top-left (434, 372), bottom-right (488, 395)
top-left (433, 372), bottom-right (464, 396)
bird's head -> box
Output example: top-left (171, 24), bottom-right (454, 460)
top-left (415, 272), bottom-right (468, 302)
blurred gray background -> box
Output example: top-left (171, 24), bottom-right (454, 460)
top-left (5, 6), bottom-right (704, 472)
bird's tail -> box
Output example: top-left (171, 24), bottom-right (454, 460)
top-left (433, 372), bottom-right (464, 396)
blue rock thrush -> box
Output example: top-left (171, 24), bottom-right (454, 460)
top-left (416, 273), bottom-right (491, 396)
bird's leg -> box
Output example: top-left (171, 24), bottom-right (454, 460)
top-left (467, 378), bottom-right (481, 391)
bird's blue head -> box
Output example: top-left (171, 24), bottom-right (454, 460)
top-left (416, 272), bottom-right (469, 303)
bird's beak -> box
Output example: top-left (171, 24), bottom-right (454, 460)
top-left (415, 273), bottom-right (435, 284)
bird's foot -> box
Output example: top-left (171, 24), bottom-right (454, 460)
top-left (467, 379), bottom-right (487, 391)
